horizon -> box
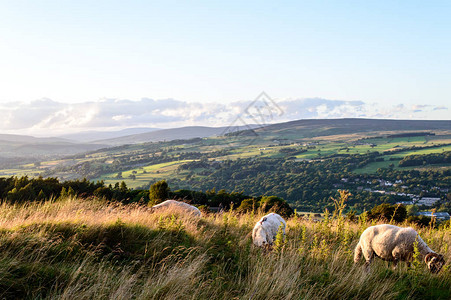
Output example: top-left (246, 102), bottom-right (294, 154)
top-left (1, 96), bottom-right (449, 137)
top-left (2, 116), bottom-right (450, 140)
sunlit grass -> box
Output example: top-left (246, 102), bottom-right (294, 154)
top-left (0, 197), bottom-right (449, 299)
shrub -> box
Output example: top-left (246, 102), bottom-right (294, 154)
top-left (149, 180), bottom-right (170, 205)
top-left (407, 215), bottom-right (433, 228)
top-left (367, 203), bottom-right (407, 223)
top-left (259, 196), bottom-right (294, 218)
top-left (237, 198), bottom-right (259, 213)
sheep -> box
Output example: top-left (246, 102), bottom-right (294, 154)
top-left (354, 224), bottom-right (445, 273)
top-left (150, 200), bottom-right (202, 217)
top-left (252, 213), bottom-right (286, 248)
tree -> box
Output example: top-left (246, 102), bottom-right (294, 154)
top-left (149, 180), bottom-right (169, 206)
top-left (368, 203), bottom-right (407, 223)
top-left (406, 204), bottom-right (419, 216)
top-left (7, 183), bottom-right (36, 202)
top-left (120, 181), bottom-right (128, 193)
top-left (260, 196), bottom-right (294, 218)
top-left (237, 198), bottom-right (259, 213)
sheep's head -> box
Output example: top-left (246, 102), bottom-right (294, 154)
top-left (253, 228), bottom-right (267, 247)
top-left (253, 237), bottom-right (269, 248)
top-left (256, 238), bottom-right (272, 251)
top-left (253, 222), bottom-right (270, 248)
top-left (425, 253), bottom-right (445, 274)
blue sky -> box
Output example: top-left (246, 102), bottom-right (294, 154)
top-left (0, 1), bottom-right (449, 134)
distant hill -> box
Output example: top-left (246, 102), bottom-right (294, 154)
top-left (59, 127), bottom-right (160, 142)
top-left (0, 134), bottom-right (69, 144)
top-left (256, 118), bottom-right (451, 138)
top-left (2, 142), bottom-right (107, 157)
top-left (0, 134), bottom-right (106, 158)
top-left (1, 118), bottom-right (449, 158)
top-left (94, 125), bottom-right (261, 146)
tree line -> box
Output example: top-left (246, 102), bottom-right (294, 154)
top-left (399, 151), bottom-right (451, 167)
top-left (0, 176), bottom-right (294, 217)
top-left (167, 152), bottom-right (450, 212)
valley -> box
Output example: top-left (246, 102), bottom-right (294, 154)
top-left (0, 118), bottom-right (450, 213)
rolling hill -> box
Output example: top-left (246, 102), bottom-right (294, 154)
top-left (94, 125), bottom-right (262, 146)
top-left (0, 134), bottom-right (107, 158)
top-left (255, 118), bottom-right (451, 139)
top-left (1, 118), bottom-right (450, 170)
top-left (0, 117), bottom-right (450, 214)
top-left (58, 127), bottom-right (160, 142)
top-left (0, 134), bottom-right (69, 143)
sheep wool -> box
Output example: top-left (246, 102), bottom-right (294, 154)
top-left (252, 213), bottom-right (286, 247)
top-left (354, 224), bottom-right (445, 273)
top-left (151, 200), bottom-right (202, 217)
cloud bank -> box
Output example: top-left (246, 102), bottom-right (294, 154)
top-left (0, 97), bottom-right (448, 136)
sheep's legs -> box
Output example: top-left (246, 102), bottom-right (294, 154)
top-left (364, 260), bottom-right (372, 273)
top-left (363, 250), bottom-right (374, 273)
top-left (392, 260), bottom-right (398, 270)
top-left (392, 246), bottom-right (405, 270)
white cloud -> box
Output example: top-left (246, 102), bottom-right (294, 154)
top-left (112, 115), bottom-right (132, 121)
top-left (0, 97), bottom-right (448, 136)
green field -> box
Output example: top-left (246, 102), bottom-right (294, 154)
top-left (1, 130), bottom-right (450, 188)
top-left (353, 144), bottom-right (451, 174)
top-left (98, 160), bottom-right (194, 189)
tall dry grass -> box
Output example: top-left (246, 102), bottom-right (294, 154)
top-left (0, 197), bottom-right (449, 299)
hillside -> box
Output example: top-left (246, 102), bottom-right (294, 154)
top-left (256, 118), bottom-right (451, 140)
top-left (88, 119), bottom-right (451, 146)
top-left (0, 134), bottom-right (107, 158)
top-left (1, 118), bottom-right (450, 213)
top-left (58, 127), bottom-right (160, 142)
top-left (94, 125), bottom-right (261, 146)
top-left (0, 197), bottom-right (449, 299)
top-left (0, 134), bottom-right (69, 143)
top-left (1, 118), bottom-right (449, 157)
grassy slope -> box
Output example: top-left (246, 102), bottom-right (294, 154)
top-left (0, 198), bottom-right (450, 299)
top-left (1, 129), bottom-right (451, 184)
top-left (99, 160), bottom-right (194, 189)
top-left (353, 145), bottom-right (451, 174)
top-left (96, 136), bottom-right (451, 185)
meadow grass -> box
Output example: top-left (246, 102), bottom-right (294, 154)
top-left (0, 197), bottom-right (450, 299)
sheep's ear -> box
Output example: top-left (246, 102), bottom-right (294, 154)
top-left (424, 253), bottom-right (434, 264)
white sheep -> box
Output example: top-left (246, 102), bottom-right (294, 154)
top-left (252, 213), bottom-right (286, 248)
top-left (354, 224), bottom-right (445, 273)
top-left (150, 200), bottom-right (202, 217)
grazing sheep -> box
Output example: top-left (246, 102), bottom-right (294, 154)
top-left (252, 213), bottom-right (286, 248)
top-left (354, 224), bottom-right (445, 273)
top-left (151, 200), bottom-right (202, 217)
